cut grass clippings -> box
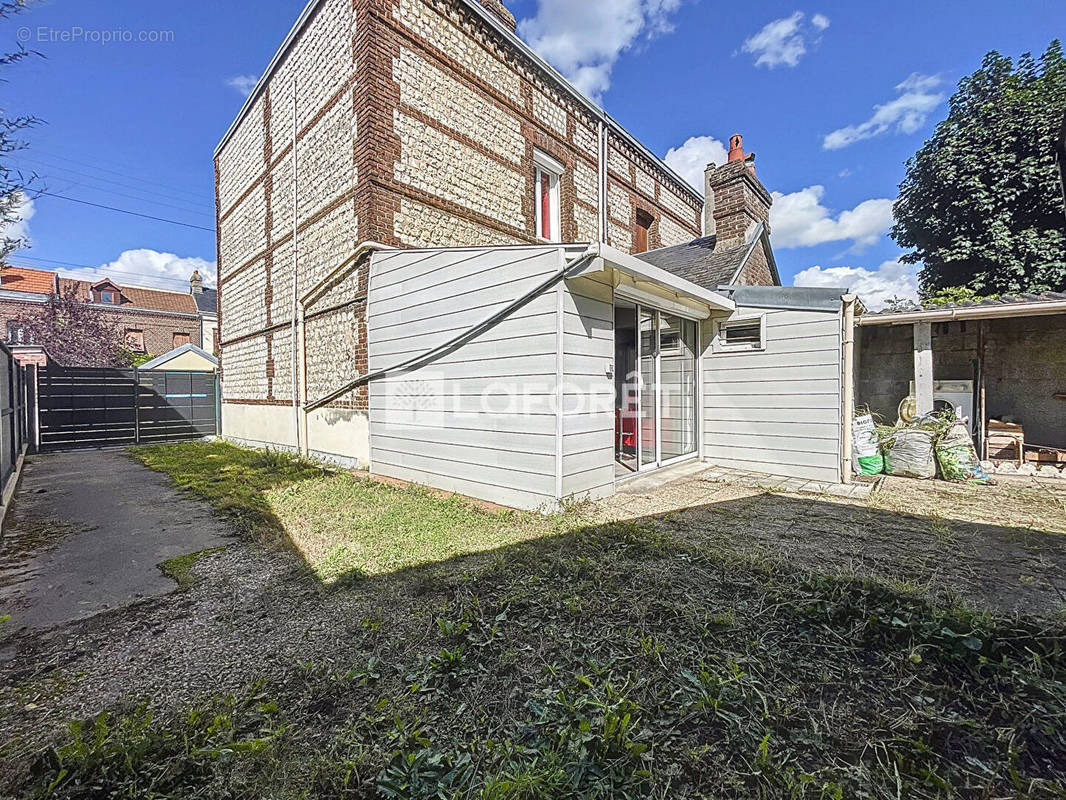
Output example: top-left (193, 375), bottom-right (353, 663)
top-left (6, 441), bottom-right (1066, 797)
top-left (13, 524), bottom-right (1066, 799)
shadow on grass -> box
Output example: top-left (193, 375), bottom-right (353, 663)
top-left (133, 440), bottom-right (1066, 617)
top-left (12, 494), bottom-right (1066, 799)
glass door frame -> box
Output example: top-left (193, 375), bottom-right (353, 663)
top-left (631, 303), bottom-right (701, 473)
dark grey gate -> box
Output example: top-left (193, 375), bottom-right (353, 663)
top-left (35, 366), bottom-right (218, 451)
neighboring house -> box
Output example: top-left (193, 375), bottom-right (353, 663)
top-left (58, 277), bottom-right (202, 356)
top-left (0, 267), bottom-right (58, 349)
top-left (857, 292), bottom-right (1066, 457)
top-left (215, 0), bottom-right (784, 476)
top-left (0, 265), bottom-right (217, 363)
top-left (139, 343), bottom-right (218, 372)
top-left (189, 270), bottom-right (219, 354)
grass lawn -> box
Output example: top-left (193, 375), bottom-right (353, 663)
top-left (8, 441), bottom-right (1064, 798)
top-left (132, 441), bottom-right (579, 583)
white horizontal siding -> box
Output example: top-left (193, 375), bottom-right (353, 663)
top-left (703, 306), bottom-right (843, 484)
top-left (367, 247), bottom-right (565, 510)
top-left (561, 274), bottom-right (615, 501)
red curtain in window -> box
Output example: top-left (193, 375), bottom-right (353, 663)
top-left (538, 170), bottom-right (552, 239)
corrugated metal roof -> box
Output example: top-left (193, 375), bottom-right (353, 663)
top-left (868, 291), bottom-right (1066, 317)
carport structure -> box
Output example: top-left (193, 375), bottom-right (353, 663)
top-left (856, 292), bottom-right (1066, 459)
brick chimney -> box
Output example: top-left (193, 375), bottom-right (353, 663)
top-left (479, 0), bottom-right (516, 32)
top-left (189, 269), bottom-right (204, 294)
top-left (703, 134), bottom-right (773, 248)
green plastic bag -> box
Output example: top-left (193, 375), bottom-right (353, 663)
top-left (853, 414), bottom-right (884, 475)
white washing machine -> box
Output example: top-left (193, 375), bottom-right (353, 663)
top-left (909, 380), bottom-right (974, 435)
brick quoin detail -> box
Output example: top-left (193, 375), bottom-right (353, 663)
top-left (215, 0), bottom-right (706, 414)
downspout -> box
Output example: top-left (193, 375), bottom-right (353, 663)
top-left (298, 304), bottom-right (309, 456)
top-left (290, 78), bottom-right (301, 453)
top-left (598, 121), bottom-right (607, 243)
top-left (841, 293), bottom-right (857, 484)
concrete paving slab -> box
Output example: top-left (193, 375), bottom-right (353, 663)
top-left (0, 449), bottom-right (232, 637)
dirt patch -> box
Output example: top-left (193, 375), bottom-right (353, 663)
top-left (597, 473), bottom-right (1066, 616)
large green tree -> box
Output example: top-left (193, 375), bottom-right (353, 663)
top-left (892, 41), bottom-right (1066, 297)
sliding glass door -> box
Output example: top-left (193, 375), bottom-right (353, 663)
top-left (659, 313), bottom-right (698, 462)
top-left (614, 303), bottom-right (699, 474)
top-left (639, 308), bottom-right (658, 468)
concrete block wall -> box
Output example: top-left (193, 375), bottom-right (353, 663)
top-left (857, 315), bottom-right (1066, 449)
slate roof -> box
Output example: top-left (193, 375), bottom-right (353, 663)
top-left (193, 287), bottom-right (218, 315)
top-left (0, 265), bottom-right (56, 295)
top-left (868, 291), bottom-right (1066, 317)
top-left (635, 235), bottom-right (753, 290)
top-left (58, 278), bottom-right (198, 315)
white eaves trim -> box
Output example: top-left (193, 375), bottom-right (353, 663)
top-left (138, 343), bottom-right (218, 371)
top-left (212, 0), bottom-right (703, 205)
top-left (573, 242), bottom-right (735, 315)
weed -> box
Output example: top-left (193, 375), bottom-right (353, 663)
top-left (156, 546), bottom-right (228, 590)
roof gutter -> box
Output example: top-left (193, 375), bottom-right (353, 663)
top-left (858, 300), bottom-right (1066, 326)
top-left (212, 0), bottom-right (702, 205)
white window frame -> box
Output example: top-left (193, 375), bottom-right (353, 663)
top-left (533, 149), bottom-right (563, 243)
top-left (713, 313), bottom-right (767, 353)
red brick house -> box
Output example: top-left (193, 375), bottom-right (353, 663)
top-left (0, 266), bottom-right (214, 364)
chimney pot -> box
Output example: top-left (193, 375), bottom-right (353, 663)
top-left (478, 0), bottom-right (516, 32)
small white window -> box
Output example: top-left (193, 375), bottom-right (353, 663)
top-left (714, 314), bottom-right (766, 352)
top-left (533, 149), bottom-right (563, 242)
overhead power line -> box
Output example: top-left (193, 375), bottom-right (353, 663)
top-left (7, 255), bottom-right (212, 289)
top-left (10, 156), bottom-right (216, 216)
top-left (15, 147), bottom-right (212, 204)
top-left (20, 189), bottom-right (216, 233)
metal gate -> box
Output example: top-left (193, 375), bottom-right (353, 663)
top-left (34, 366), bottom-right (219, 451)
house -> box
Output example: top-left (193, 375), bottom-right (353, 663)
top-left (138, 343), bottom-right (218, 372)
top-left (214, 0), bottom-right (859, 509)
top-left (0, 266), bottom-right (58, 358)
top-left (857, 292), bottom-right (1066, 465)
top-left (0, 265), bottom-right (216, 363)
top-left (57, 277), bottom-right (203, 357)
top-left (189, 270), bottom-right (219, 354)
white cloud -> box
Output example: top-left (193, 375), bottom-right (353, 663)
top-left (518, 0), bottom-right (682, 101)
top-left (1, 192), bottom-right (35, 248)
top-left (60, 249), bottom-right (217, 292)
top-left (225, 74), bottom-right (259, 97)
top-left (793, 258), bottom-right (919, 311)
top-left (770, 185), bottom-right (893, 250)
top-left (823, 73), bottom-right (944, 150)
top-left (741, 11), bottom-right (829, 69)
top-left (664, 135), bottom-right (729, 192)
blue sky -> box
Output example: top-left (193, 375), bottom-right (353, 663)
top-left (0, 0), bottom-right (1059, 306)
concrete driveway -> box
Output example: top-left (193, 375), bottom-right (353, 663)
top-left (0, 449), bottom-right (232, 638)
